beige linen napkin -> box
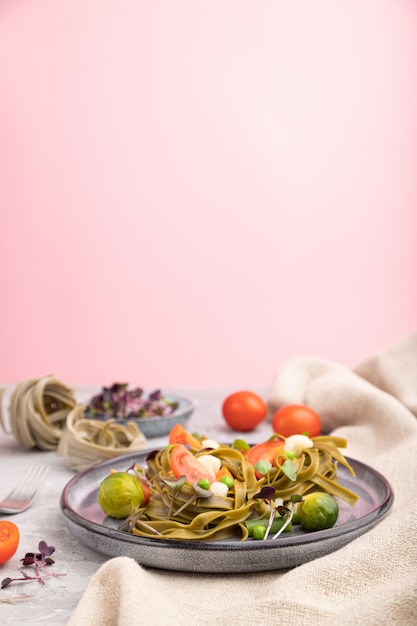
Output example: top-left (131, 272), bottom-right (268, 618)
top-left (67, 333), bottom-right (417, 626)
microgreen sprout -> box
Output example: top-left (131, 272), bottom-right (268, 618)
top-left (129, 463), bottom-right (152, 488)
top-left (251, 491), bottom-right (304, 540)
top-left (162, 476), bottom-right (186, 519)
top-left (270, 494), bottom-right (303, 540)
top-left (1, 541), bottom-right (66, 589)
top-left (118, 505), bottom-right (164, 536)
top-left (254, 486), bottom-right (276, 539)
top-left (173, 483), bottom-right (212, 517)
top-left (85, 384), bottom-right (179, 419)
top-left (134, 519), bottom-right (163, 535)
top-left (232, 439), bottom-right (250, 452)
top-left (254, 460), bottom-right (272, 483)
top-left (281, 459), bottom-right (297, 481)
top-left (118, 505), bottom-right (145, 532)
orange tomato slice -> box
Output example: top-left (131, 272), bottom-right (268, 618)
top-left (215, 465), bottom-right (234, 482)
top-left (169, 444), bottom-right (214, 484)
top-left (169, 424), bottom-right (202, 449)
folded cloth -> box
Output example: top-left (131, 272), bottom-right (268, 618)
top-left (67, 333), bottom-right (417, 626)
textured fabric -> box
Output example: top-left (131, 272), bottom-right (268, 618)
top-left (67, 333), bottom-right (417, 626)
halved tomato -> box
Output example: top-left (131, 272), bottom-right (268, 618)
top-left (246, 440), bottom-right (286, 477)
top-left (0, 521), bottom-right (19, 565)
top-left (169, 444), bottom-right (214, 484)
top-left (169, 423), bottom-right (202, 449)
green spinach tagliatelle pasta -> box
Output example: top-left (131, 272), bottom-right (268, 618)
top-left (125, 436), bottom-right (359, 541)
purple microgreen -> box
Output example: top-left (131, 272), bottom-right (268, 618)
top-left (1, 572), bottom-right (66, 588)
top-left (85, 384), bottom-right (179, 419)
top-left (254, 486), bottom-right (276, 540)
top-left (38, 540), bottom-right (55, 558)
top-left (21, 541), bottom-right (56, 571)
top-left (1, 578), bottom-right (13, 589)
top-left (254, 486), bottom-right (276, 502)
top-left (276, 505), bottom-right (291, 517)
top-left (145, 449), bottom-right (160, 462)
top-left (2, 540), bottom-right (66, 589)
top-left (270, 494), bottom-right (303, 540)
top-left (172, 483), bottom-right (212, 517)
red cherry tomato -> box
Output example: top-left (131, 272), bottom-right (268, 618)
top-left (222, 391), bottom-right (267, 432)
top-left (169, 444), bottom-right (214, 484)
top-left (246, 440), bottom-right (286, 477)
top-left (0, 520), bottom-right (20, 565)
top-left (272, 404), bottom-right (322, 438)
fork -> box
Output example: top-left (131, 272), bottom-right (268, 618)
top-left (0, 465), bottom-right (50, 514)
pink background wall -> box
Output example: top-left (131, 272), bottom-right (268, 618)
top-left (1, 1), bottom-right (416, 388)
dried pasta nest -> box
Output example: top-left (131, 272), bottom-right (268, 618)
top-left (58, 405), bottom-right (148, 471)
top-left (0, 375), bottom-right (77, 450)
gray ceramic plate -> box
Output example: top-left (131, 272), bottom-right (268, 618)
top-left (84, 394), bottom-right (194, 438)
top-left (61, 452), bottom-right (393, 573)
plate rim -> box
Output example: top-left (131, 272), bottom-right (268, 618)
top-left (60, 450), bottom-right (394, 553)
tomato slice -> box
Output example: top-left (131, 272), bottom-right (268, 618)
top-left (169, 444), bottom-right (214, 484)
top-left (0, 520), bottom-right (20, 565)
top-left (168, 424), bottom-right (202, 449)
top-left (135, 471), bottom-right (151, 505)
top-left (246, 440), bottom-right (285, 477)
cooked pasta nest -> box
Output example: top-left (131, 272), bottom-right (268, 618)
top-left (125, 436), bottom-right (359, 541)
top-left (59, 405), bottom-right (148, 471)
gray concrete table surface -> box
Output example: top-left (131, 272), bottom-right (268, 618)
top-left (0, 385), bottom-right (271, 625)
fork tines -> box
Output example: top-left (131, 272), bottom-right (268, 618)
top-left (6, 465), bottom-right (50, 502)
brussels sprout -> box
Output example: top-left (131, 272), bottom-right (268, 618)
top-left (298, 492), bottom-right (339, 531)
top-left (97, 472), bottom-right (145, 518)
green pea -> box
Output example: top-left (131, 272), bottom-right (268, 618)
top-left (252, 525), bottom-right (267, 540)
top-left (220, 475), bottom-right (234, 489)
top-left (197, 479), bottom-right (211, 490)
